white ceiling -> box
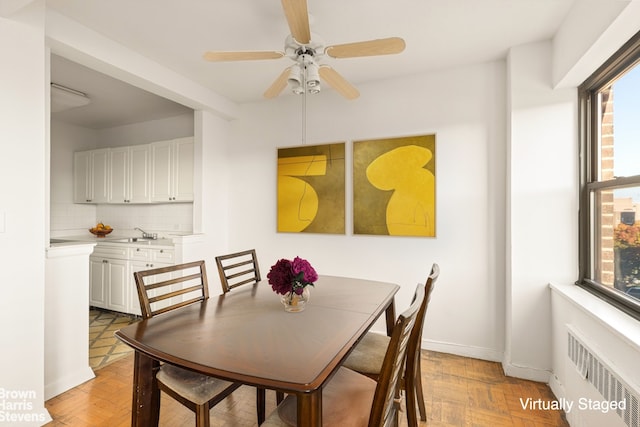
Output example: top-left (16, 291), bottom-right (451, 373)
top-left (50, 55), bottom-right (193, 129)
top-left (47, 0), bottom-right (577, 128)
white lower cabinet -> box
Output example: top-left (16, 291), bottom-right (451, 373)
top-left (89, 257), bottom-right (128, 312)
top-left (128, 251), bottom-right (174, 315)
top-left (106, 258), bottom-right (128, 313)
top-left (90, 244), bottom-right (175, 315)
top-left (89, 257), bottom-right (108, 308)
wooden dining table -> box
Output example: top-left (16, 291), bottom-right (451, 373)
top-left (115, 275), bottom-right (399, 427)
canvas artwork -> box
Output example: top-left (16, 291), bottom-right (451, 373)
top-left (353, 135), bottom-right (436, 237)
top-left (277, 143), bottom-right (345, 234)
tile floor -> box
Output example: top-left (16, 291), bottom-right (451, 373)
top-left (89, 308), bottom-right (137, 370)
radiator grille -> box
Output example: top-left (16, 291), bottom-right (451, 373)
top-left (567, 327), bottom-right (640, 427)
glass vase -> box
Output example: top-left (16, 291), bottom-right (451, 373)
top-left (281, 287), bottom-right (310, 313)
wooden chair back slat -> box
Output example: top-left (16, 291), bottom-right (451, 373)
top-left (224, 259), bottom-right (254, 270)
top-left (403, 263), bottom-right (440, 425)
top-left (142, 272), bottom-right (204, 291)
top-left (147, 285), bottom-right (205, 304)
top-left (149, 297), bottom-right (208, 317)
top-left (134, 260), bottom-right (210, 319)
top-left (215, 249), bottom-right (262, 293)
top-left (369, 282), bottom-right (425, 427)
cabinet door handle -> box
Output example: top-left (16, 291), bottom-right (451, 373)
top-left (160, 249), bottom-right (164, 253)
top-left (102, 259), bottom-right (108, 263)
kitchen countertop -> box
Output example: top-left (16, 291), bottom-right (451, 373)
top-left (50, 234), bottom-right (178, 249)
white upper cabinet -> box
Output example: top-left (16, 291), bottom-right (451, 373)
top-left (150, 137), bottom-right (194, 202)
top-left (73, 150), bottom-right (91, 203)
top-left (129, 144), bottom-right (152, 203)
top-left (91, 149), bottom-right (109, 203)
top-left (74, 148), bottom-right (109, 203)
top-left (109, 145), bottom-right (151, 203)
top-left (109, 146), bottom-right (129, 203)
top-left (74, 137), bottom-right (192, 205)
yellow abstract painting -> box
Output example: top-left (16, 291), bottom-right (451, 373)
top-left (353, 135), bottom-right (436, 237)
top-left (277, 143), bottom-right (345, 234)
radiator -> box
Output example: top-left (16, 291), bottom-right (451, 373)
top-left (567, 326), bottom-right (640, 427)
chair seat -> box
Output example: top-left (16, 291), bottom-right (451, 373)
top-left (342, 332), bottom-right (390, 375)
top-left (262, 367), bottom-right (376, 427)
top-left (157, 364), bottom-right (237, 406)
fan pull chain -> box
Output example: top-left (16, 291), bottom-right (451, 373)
top-left (301, 64), bottom-right (307, 145)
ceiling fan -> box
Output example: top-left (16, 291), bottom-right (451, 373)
top-left (203, 0), bottom-right (406, 100)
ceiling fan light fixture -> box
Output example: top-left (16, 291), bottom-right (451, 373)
top-left (306, 62), bottom-right (320, 88)
top-left (292, 83), bottom-right (305, 95)
top-left (288, 63), bottom-right (303, 86)
top-left (308, 85), bottom-right (321, 94)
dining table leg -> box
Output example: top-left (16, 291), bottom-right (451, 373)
top-left (385, 299), bottom-right (396, 337)
top-left (131, 351), bottom-right (160, 427)
top-left (297, 390), bottom-right (322, 427)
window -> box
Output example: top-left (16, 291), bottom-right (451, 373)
top-left (579, 31), bottom-right (640, 320)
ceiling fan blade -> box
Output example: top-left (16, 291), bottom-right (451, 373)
top-left (281, 0), bottom-right (311, 44)
top-left (319, 65), bottom-right (359, 100)
top-left (203, 51), bottom-right (284, 62)
top-left (325, 37), bottom-right (406, 58)
top-left (264, 67), bottom-right (291, 99)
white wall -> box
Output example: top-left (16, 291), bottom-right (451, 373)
top-left (192, 110), bottom-right (232, 266)
top-left (506, 41), bottom-right (578, 381)
top-left (44, 244), bottom-right (95, 400)
top-left (227, 61), bottom-right (508, 361)
top-left (553, 0), bottom-right (640, 89)
top-left (0, 1), bottom-right (51, 424)
top-left (49, 120), bottom-right (97, 234)
top-left (95, 112), bottom-right (193, 147)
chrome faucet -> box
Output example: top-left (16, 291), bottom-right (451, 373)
top-left (135, 227), bottom-right (157, 239)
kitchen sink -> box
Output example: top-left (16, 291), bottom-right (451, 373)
top-left (110, 237), bottom-right (172, 245)
top-left (112, 237), bottom-right (152, 243)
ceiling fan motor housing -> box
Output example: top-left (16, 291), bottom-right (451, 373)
top-left (284, 34), bottom-right (325, 61)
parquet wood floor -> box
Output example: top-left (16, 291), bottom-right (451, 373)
top-left (45, 350), bottom-right (569, 427)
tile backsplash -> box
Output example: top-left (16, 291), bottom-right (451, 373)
top-left (51, 202), bottom-right (193, 236)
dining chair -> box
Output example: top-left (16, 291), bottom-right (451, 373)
top-left (343, 263), bottom-right (440, 427)
top-left (261, 282), bottom-right (426, 427)
top-left (215, 248), bottom-right (261, 292)
top-left (214, 249), bottom-right (282, 424)
top-left (133, 260), bottom-right (242, 427)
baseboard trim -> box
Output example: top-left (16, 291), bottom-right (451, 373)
top-left (45, 366), bottom-right (95, 400)
top-left (422, 339), bottom-right (502, 362)
top-left (422, 339), bottom-right (552, 383)
top-left (502, 361), bottom-right (552, 383)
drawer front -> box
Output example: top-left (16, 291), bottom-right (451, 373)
top-left (92, 245), bottom-right (130, 260)
top-left (152, 249), bottom-right (174, 264)
top-left (130, 247), bottom-right (151, 262)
